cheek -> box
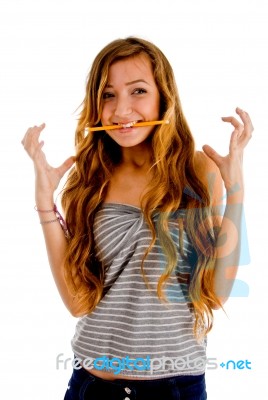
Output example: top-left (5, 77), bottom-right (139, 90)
top-left (139, 98), bottom-right (160, 118)
top-left (149, 93), bottom-right (161, 117)
top-left (101, 104), bottom-right (111, 122)
top-left (151, 100), bottom-right (161, 119)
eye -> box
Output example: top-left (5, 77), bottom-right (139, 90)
top-left (132, 88), bottom-right (147, 95)
top-left (102, 92), bottom-right (114, 99)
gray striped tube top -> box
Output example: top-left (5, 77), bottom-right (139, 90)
top-left (71, 203), bottom-right (207, 378)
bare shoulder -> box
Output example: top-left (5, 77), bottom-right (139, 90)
top-left (194, 151), bottom-right (223, 206)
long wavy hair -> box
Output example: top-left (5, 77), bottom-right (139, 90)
top-left (61, 37), bottom-right (221, 340)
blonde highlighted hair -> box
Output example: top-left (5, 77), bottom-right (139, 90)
top-left (61, 37), bottom-right (221, 340)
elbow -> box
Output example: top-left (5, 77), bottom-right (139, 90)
top-left (69, 309), bottom-right (82, 318)
top-left (68, 307), bottom-right (88, 318)
top-left (211, 303), bottom-right (222, 310)
top-left (211, 296), bottom-right (228, 310)
top-left (65, 301), bottom-right (88, 318)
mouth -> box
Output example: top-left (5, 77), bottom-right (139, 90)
top-left (114, 120), bottom-right (139, 129)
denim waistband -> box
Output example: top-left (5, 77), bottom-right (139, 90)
top-left (64, 366), bottom-right (207, 400)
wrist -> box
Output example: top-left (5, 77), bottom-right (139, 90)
top-left (34, 202), bottom-right (69, 238)
top-left (225, 182), bottom-right (244, 204)
top-left (35, 200), bottom-right (55, 211)
top-left (35, 192), bottom-right (54, 209)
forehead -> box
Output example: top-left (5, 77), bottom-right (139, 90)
top-left (107, 54), bottom-right (154, 84)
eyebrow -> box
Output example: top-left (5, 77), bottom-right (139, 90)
top-left (105, 79), bottom-right (150, 88)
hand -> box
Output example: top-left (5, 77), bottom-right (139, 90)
top-left (202, 107), bottom-right (253, 193)
top-left (21, 123), bottom-right (74, 199)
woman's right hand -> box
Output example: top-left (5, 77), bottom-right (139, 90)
top-left (21, 123), bottom-right (75, 202)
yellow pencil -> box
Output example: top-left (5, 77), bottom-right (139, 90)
top-left (87, 120), bottom-right (170, 132)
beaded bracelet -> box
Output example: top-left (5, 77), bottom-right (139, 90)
top-left (35, 204), bottom-right (70, 238)
top-left (39, 218), bottom-right (59, 224)
top-left (34, 205), bottom-right (55, 213)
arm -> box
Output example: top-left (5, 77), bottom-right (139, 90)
top-left (21, 124), bottom-right (81, 316)
top-left (202, 108), bottom-right (253, 307)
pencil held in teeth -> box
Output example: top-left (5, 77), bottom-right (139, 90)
top-left (87, 120), bottom-right (170, 132)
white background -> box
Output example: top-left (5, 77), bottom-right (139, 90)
top-left (0, 0), bottom-right (267, 398)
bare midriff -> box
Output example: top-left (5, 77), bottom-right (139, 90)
top-left (82, 366), bottom-right (159, 381)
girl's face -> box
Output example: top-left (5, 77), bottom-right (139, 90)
top-left (101, 54), bottom-right (160, 148)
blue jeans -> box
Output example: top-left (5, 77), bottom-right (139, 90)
top-left (64, 367), bottom-right (207, 400)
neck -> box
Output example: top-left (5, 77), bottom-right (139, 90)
top-left (120, 144), bottom-right (152, 169)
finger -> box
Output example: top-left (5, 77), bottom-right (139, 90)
top-left (21, 123), bottom-right (46, 146)
top-left (30, 123), bottom-right (46, 141)
top-left (221, 116), bottom-right (244, 132)
top-left (22, 124), bottom-right (46, 152)
top-left (57, 156), bottom-right (75, 178)
top-left (27, 123), bottom-right (46, 137)
top-left (35, 122), bottom-right (46, 130)
top-left (236, 107), bottom-right (254, 130)
top-left (202, 144), bottom-right (222, 167)
top-left (235, 107), bottom-right (253, 146)
top-left (229, 129), bottom-right (240, 154)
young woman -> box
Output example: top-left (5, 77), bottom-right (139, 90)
top-left (21, 37), bottom-right (253, 399)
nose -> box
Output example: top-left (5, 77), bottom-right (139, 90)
top-left (113, 95), bottom-right (133, 120)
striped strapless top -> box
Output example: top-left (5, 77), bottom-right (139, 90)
top-left (71, 203), bottom-right (207, 378)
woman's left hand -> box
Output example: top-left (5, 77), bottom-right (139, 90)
top-left (202, 107), bottom-right (253, 193)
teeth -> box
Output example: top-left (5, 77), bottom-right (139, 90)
top-left (121, 121), bottom-right (137, 128)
